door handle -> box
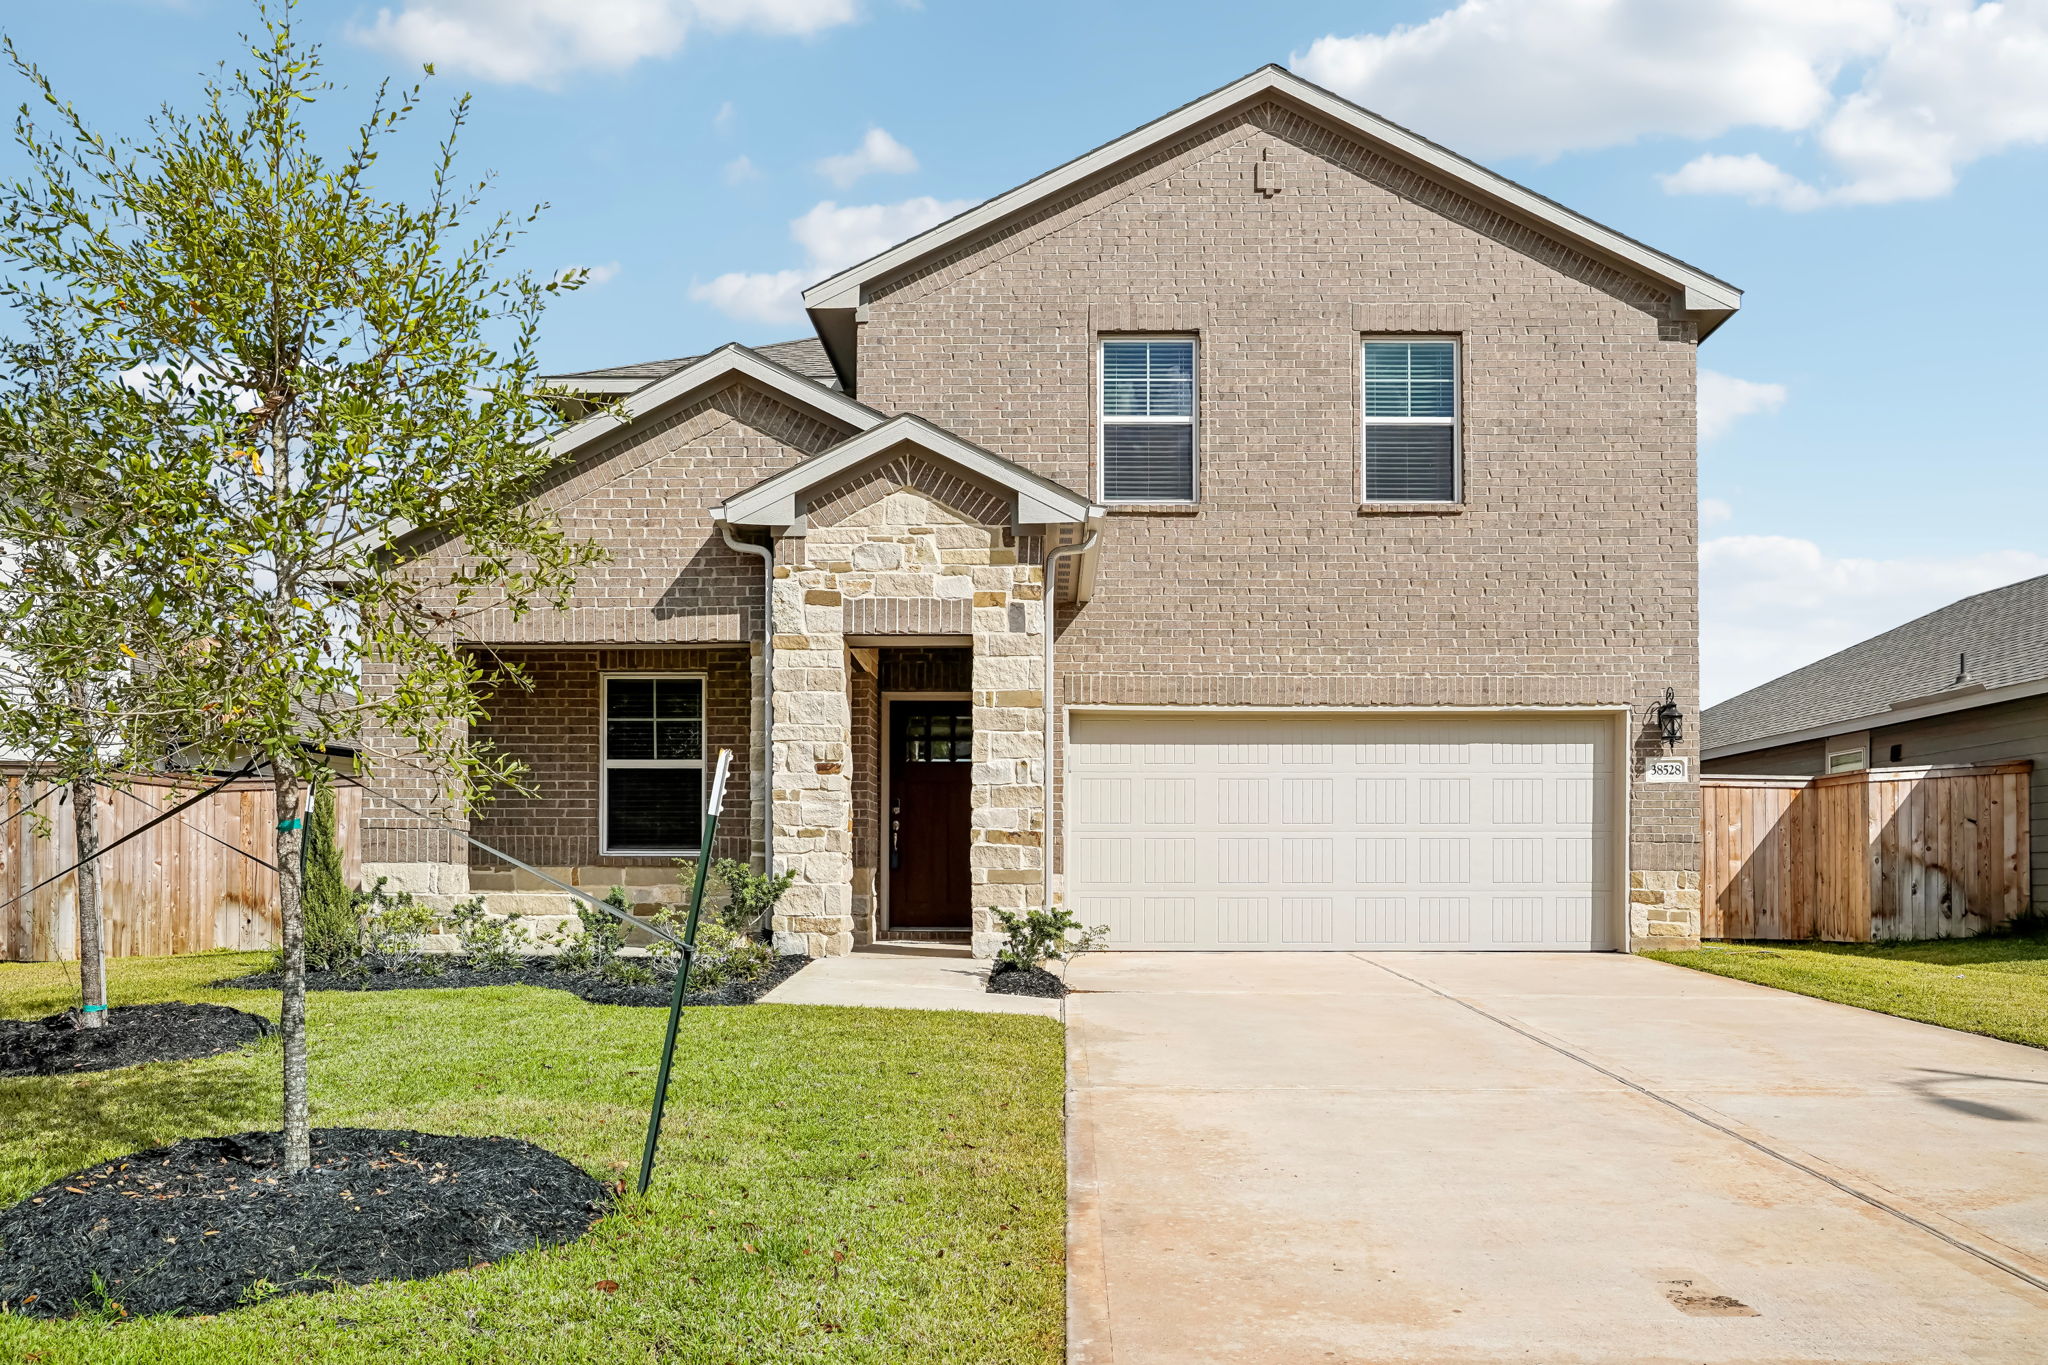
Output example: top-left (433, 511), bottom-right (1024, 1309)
top-left (890, 802), bottom-right (901, 870)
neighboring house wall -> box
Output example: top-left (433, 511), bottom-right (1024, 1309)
top-left (1705, 694), bottom-right (2048, 916)
top-left (851, 99), bottom-right (1700, 904)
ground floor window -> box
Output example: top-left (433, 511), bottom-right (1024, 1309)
top-left (600, 674), bottom-right (704, 853)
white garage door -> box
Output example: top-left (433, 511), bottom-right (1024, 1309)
top-left (1066, 711), bottom-right (1618, 951)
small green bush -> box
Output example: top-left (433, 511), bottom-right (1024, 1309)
top-left (643, 907), bottom-right (773, 988)
top-left (443, 898), bottom-right (532, 971)
top-left (707, 857), bottom-right (795, 936)
top-left (548, 887), bottom-right (631, 971)
top-left (357, 879), bottom-right (439, 974)
top-left (993, 905), bottom-right (1107, 973)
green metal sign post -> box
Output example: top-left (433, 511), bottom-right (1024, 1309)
top-left (637, 748), bottom-right (735, 1196)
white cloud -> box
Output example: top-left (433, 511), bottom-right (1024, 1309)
top-left (1698, 370), bottom-right (1789, 441)
top-left (1702, 536), bottom-right (2048, 702)
top-left (688, 269), bottom-right (807, 324)
top-left (350, 0), bottom-right (860, 87)
top-left (557, 261), bottom-right (621, 287)
top-left (714, 101), bottom-right (738, 133)
top-left (1700, 497), bottom-right (1734, 528)
top-left (723, 155), bottom-right (762, 184)
top-left (1294, 0), bottom-right (2048, 209)
top-left (691, 195), bottom-right (972, 323)
top-left (815, 127), bottom-right (918, 188)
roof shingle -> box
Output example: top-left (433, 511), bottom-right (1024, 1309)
top-left (1702, 573), bottom-right (2048, 752)
top-left (543, 337), bottom-right (838, 389)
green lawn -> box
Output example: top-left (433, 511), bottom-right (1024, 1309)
top-left (0, 953), bottom-right (1065, 1364)
top-left (1646, 929), bottom-right (2048, 1049)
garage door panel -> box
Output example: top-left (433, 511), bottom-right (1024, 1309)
top-left (1067, 712), bottom-right (1618, 951)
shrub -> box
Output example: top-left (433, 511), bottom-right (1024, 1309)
top-left (357, 879), bottom-right (439, 975)
top-left (993, 905), bottom-right (1107, 973)
top-left (643, 908), bottom-right (774, 989)
top-left (548, 887), bottom-right (631, 971)
top-left (707, 858), bottom-right (795, 937)
top-left (299, 777), bottom-right (355, 972)
top-left (443, 898), bottom-right (532, 971)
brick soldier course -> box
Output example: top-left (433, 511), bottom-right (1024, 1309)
top-left (361, 66), bottom-right (1737, 954)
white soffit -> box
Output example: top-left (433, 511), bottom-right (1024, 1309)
top-left (801, 65), bottom-right (1741, 326)
top-left (717, 413), bottom-right (1104, 528)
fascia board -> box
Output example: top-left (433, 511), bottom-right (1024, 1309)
top-left (538, 344), bottom-right (882, 465)
top-left (722, 416), bottom-right (1097, 527)
top-left (802, 66), bottom-right (1741, 317)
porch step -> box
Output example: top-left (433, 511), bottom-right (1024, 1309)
top-left (874, 929), bottom-right (971, 945)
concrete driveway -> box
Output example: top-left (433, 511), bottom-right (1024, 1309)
top-left (1065, 952), bottom-right (2048, 1364)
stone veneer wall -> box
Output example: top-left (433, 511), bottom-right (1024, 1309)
top-left (769, 468), bottom-right (1045, 958)
top-left (1629, 869), bottom-right (1702, 949)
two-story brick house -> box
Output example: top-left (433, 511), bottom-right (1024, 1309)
top-left (360, 66), bottom-right (1738, 957)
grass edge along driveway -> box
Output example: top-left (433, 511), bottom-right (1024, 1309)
top-left (1646, 929), bottom-right (2048, 1050)
top-left (0, 952), bottom-right (1065, 1365)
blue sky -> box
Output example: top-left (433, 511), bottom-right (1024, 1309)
top-left (7, 0), bottom-right (2046, 703)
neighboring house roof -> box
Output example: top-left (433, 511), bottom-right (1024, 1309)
top-left (541, 337), bottom-right (839, 395)
top-left (802, 64), bottom-right (1742, 387)
top-left (1702, 573), bottom-right (2048, 758)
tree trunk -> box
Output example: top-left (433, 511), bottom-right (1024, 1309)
top-left (274, 765), bottom-right (311, 1171)
top-left (70, 776), bottom-right (108, 1030)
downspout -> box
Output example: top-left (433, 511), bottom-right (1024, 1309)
top-left (719, 522), bottom-right (775, 880)
top-left (1040, 529), bottom-right (1100, 916)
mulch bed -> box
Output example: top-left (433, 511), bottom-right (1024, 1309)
top-left (218, 953), bottom-right (811, 1008)
top-left (986, 962), bottom-right (1066, 999)
top-left (0, 1004), bottom-right (275, 1080)
top-left (0, 1128), bottom-right (608, 1318)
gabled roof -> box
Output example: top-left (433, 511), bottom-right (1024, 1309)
top-left (541, 337), bottom-right (838, 396)
top-left (535, 342), bottom-right (882, 467)
top-left (803, 65), bottom-right (1741, 384)
top-left (1702, 573), bottom-right (2048, 757)
top-left (716, 413), bottom-right (1103, 529)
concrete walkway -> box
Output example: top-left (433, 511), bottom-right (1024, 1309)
top-left (1066, 951), bottom-right (2048, 1364)
top-left (761, 943), bottom-right (1062, 1016)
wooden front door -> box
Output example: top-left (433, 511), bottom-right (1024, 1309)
top-left (888, 701), bottom-right (972, 929)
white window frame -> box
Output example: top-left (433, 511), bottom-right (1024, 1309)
top-left (1826, 748), bottom-right (1868, 775)
top-left (1361, 335), bottom-right (1462, 504)
top-left (598, 671), bottom-right (708, 856)
top-left (1097, 334), bottom-right (1199, 505)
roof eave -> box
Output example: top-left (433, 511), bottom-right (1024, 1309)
top-left (1702, 674), bottom-right (2048, 761)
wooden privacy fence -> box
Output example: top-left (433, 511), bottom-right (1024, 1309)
top-left (1703, 763), bottom-right (2032, 942)
top-left (0, 773), bottom-right (361, 962)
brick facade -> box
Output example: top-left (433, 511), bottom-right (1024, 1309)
top-left (852, 99), bottom-right (1701, 913)
top-left (363, 87), bottom-right (1708, 951)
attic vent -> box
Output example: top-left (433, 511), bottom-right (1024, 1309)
top-left (1253, 148), bottom-right (1283, 198)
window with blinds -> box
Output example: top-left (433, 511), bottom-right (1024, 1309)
top-left (1100, 337), bottom-right (1196, 502)
top-left (600, 674), bottom-right (705, 853)
top-left (1363, 338), bottom-right (1459, 502)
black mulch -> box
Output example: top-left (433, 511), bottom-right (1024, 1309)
top-left (0, 1004), bottom-right (275, 1080)
top-left (0, 1128), bottom-right (607, 1319)
top-left (986, 962), bottom-right (1067, 998)
top-left (216, 952), bottom-right (811, 1008)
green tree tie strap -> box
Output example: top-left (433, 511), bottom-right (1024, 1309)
top-left (277, 817), bottom-right (303, 831)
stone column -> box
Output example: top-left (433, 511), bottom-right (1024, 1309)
top-left (768, 547), bottom-right (855, 957)
top-left (967, 547), bottom-right (1047, 959)
top-left (1629, 870), bottom-right (1702, 950)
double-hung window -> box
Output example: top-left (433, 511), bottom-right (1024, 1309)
top-left (1100, 337), bottom-right (1196, 503)
top-left (1363, 338), bottom-right (1459, 502)
top-left (600, 674), bottom-right (704, 854)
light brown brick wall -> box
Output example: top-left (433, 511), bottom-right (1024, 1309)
top-left (467, 647), bottom-right (753, 870)
top-left (853, 99), bottom-right (1701, 873)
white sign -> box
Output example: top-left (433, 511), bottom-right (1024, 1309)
top-left (1644, 756), bottom-right (1689, 783)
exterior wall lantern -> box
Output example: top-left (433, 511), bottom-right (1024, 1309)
top-left (1655, 688), bottom-right (1684, 750)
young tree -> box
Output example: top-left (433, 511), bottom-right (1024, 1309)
top-left (0, 3), bottom-right (599, 1169)
top-left (0, 319), bottom-right (198, 1028)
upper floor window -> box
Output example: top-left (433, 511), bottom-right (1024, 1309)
top-left (1100, 337), bottom-right (1196, 503)
top-left (1363, 338), bottom-right (1459, 502)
